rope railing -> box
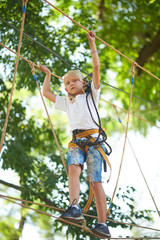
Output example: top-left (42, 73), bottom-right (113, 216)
top-left (0, 194), bottom-right (159, 234)
top-left (1, 16), bottom-right (159, 109)
top-left (0, 16), bottom-right (88, 75)
top-left (29, 61), bottom-right (68, 175)
top-left (1, 42), bottom-right (159, 217)
top-left (100, 98), bottom-right (159, 129)
top-left (106, 64), bottom-right (136, 218)
top-left (0, 42), bottom-right (158, 129)
top-left (0, 42), bottom-right (62, 80)
top-left (0, 0), bottom-right (28, 155)
top-left (0, 0), bottom-right (160, 239)
top-left (1, 195), bottom-right (159, 239)
top-left (43, 0), bottom-right (160, 82)
top-left (0, 194), bottom-right (97, 238)
top-left (1, 42), bottom-right (159, 216)
top-left (113, 105), bottom-right (160, 218)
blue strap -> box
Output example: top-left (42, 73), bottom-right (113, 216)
top-left (109, 203), bottom-right (112, 209)
top-left (103, 160), bottom-right (107, 172)
top-left (33, 75), bottom-right (37, 81)
top-left (118, 118), bottom-right (122, 123)
top-left (22, 6), bottom-right (26, 13)
top-left (131, 77), bottom-right (134, 85)
top-left (86, 91), bottom-right (89, 97)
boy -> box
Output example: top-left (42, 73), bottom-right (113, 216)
top-left (40, 31), bottom-right (111, 238)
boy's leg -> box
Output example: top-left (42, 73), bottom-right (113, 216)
top-left (91, 182), bottom-right (106, 223)
top-left (90, 182), bottom-right (111, 238)
top-left (59, 146), bottom-right (85, 223)
top-left (68, 164), bottom-right (81, 205)
top-left (59, 164), bottom-right (84, 223)
top-left (67, 146), bottom-right (85, 204)
top-left (86, 145), bottom-right (111, 238)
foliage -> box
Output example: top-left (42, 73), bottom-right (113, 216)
top-left (0, 0), bottom-right (159, 239)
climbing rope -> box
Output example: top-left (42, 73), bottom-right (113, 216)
top-left (106, 63), bottom-right (136, 218)
top-left (43, 0), bottom-right (160, 82)
top-left (2, 195), bottom-right (159, 240)
top-left (0, 194), bottom-right (99, 238)
top-left (28, 61), bottom-right (68, 176)
top-left (1, 16), bottom-right (159, 109)
top-left (100, 98), bottom-right (160, 129)
top-left (113, 105), bottom-right (160, 218)
top-left (100, 81), bottom-right (160, 108)
top-left (0, 0), bottom-right (28, 155)
top-left (0, 194), bottom-right (159, 234)
top-left (0, 1), bottom-right (159, 235)
top-left (1, 41), bottom-right (159, 219)
top-left (0, 42), bottom-right (159, 130)
top-left (0, 42), bottom-right (159, 216)
top-left (0, 17), bottom-right (89, 75)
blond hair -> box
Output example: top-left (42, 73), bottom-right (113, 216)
top-left (63, 70), bottom-right (85, 103)
top-left (64, 70), bottom-right (84, 84)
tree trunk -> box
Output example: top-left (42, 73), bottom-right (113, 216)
top-left (136, 29), bottom-right (160, 74)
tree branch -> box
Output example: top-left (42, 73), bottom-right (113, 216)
top-left (0, 179), bottom-right (61, 210)
top-left (0, 179), bottom-right (22, 191)
top-left (97, 0), bottom-right (105, 20)
top-left (136, 29), bottom-right (160, 74)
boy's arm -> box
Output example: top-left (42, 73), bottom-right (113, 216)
top-left (39, 64), bottom-right (57, 103)
top-left (87, 31), bottom-right (100, 89)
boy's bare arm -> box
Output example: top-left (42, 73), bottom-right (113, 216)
top-left (39, 64), bottom-right (57, 103)
top-left (87, 31), bottom-right (100, 89)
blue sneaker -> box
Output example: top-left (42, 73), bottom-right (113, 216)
top-left (59, 205), bottom-right (85, 224)
top-left (91, 223), bottom-right (111, 239)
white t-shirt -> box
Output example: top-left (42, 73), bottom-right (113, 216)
top-left (55, 81), bottom-right (100, 132)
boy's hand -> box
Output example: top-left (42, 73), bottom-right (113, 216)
top-left (39, 64), bottom-right (51, 74)
top-left (87, 30), bottom-right (96, 46)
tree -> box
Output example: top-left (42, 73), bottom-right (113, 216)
top-left (0, 0), bottom-right (159, 239)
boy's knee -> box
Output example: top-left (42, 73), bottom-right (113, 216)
top-left (90, 181), bottom-right (102, 191)
top-left (68, 164), bottom-right (81, 177)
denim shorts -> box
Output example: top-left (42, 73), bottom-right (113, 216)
top-left (67, 138), bottom-right (107, 182)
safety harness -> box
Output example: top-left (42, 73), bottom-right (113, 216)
top-left (68, 129), bottom-right (112, 180)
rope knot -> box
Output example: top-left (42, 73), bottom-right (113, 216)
top-left (112, 104), bottom-right (116, 110)
top-left (23, 0), bottom-right (28, 5)
top-left (81, 219), bottom-right (91, 233)
top-left (131, 62), bottom-right (137, 75)
top-left (29, 61), bottom-right (36, 76)
top-left (113, 105), bottom-right (121, 121)
top-left (82, 225), bottom-right (91, 233)
top-left (106, 208), bottom-right (111, 218)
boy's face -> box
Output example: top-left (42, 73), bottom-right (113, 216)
top-left (64, 76), bottom-right (86, 96)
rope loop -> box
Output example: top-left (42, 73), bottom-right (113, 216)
top-left (0, 0), bottom-right (27, 154)
top-left (81, 219), bottom-right (91, 233)
top-left (113, 105), bottom-right (121, 123)
top-left (131, 62), bottom-right (137, 84)
top-left (106, 208), bottom-right (111, 218)
top-left (23, 0), bottom-right (28, 6)
top-left (29, 61), bottom-right (36, 75)
top-left (112, 104), bottom-right (118, 113)
top-left (29, 61), bottom-right (37, 81)
top-left (22, 0), bottom-right (28, 13)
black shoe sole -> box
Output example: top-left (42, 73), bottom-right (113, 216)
top-left (91, 229), bottom-right (111, 239)
top-left (59, 216), bottom-right (85, 225)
